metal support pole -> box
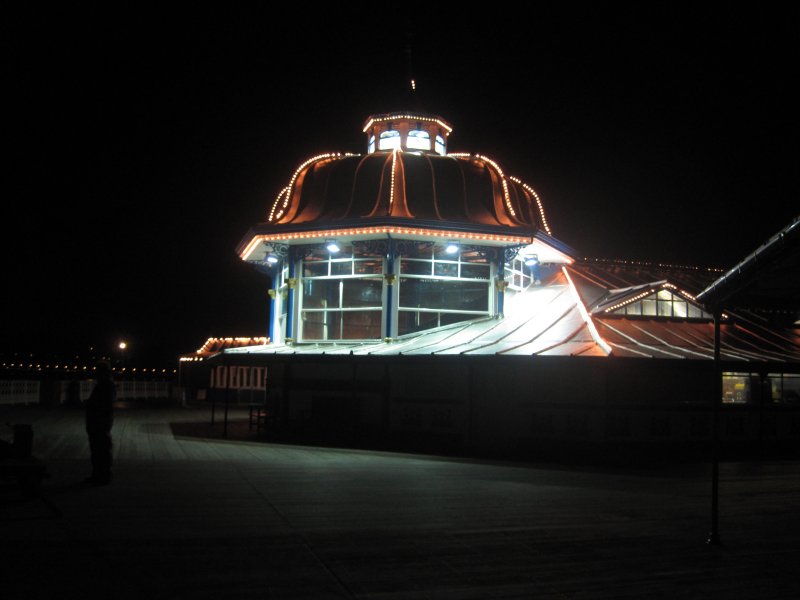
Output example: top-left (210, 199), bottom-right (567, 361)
top-left (707, 307), bottom-right (722, 546)
top-left (496, 250), bottom-right (508, 317)
top-left (268, 288), bottom-right (277, 343)
top-left (285, 255), bottom-right (296, 342)
top-left (384, 272), bottom-right (395, 340)
top-left (384, 238), bottom-right (396, 340)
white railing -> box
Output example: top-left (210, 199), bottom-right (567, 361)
top-left (115, 380), bottom-right (172, 400)
top-left (0, 380), bottom-right (40, 405)
top-left (0, 379), bottom-right (174, 405)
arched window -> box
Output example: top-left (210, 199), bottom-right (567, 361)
top-left (367, 135), bottom-right (375, 154)
top-left (407, 129), bottom-right (431, 151)
top-left (378, 130), bottom-right (401, 150)
top-left (435, 134), bottom-right (446, 155)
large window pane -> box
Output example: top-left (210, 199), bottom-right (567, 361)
top-left (301, 312), bottom-right (326, 339)
top-left (642, 298), bottom-right (657, 316)
top-left (461, 264), bottom-right (490, 279)
top-left (331, 261), bottom-right (352, 276)
top-left (400, 260), bottom-right (431, 275)
top-left (343, 311), bottom-right (381, 339)
top-left (301, 310), bottom-right (381, 340)
top-left (626, 302), bottom-right (642, 315)
top-left (402, 243), bottom-right (434, 259)
top-left (342, 279), bottom-right (383, 307)
top-left (461, 250), bottom-right (489, 264)
top-left (303, 280), bottom-right (340, 309)
top-left (354, 259), bottom-right (383, 274)
top-left (673, 301), bottom-right (688, 318)
top-left (303, 262), bottom-right (328, 277)
top-left (433, 262), bottom-right (458, 277)
top-left (399, 278), bottom-right (489, 311)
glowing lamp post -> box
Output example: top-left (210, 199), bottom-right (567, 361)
top-left (118, 341), bottom-right (127, 370)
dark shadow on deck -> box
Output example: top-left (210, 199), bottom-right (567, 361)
top-left (168, 414), bottom-right (800, 469)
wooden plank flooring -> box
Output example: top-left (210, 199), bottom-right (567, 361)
top-left (2, 402), bottom-right (800, 599)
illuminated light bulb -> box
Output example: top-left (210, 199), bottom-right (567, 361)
top-left (445, 241), bottom-right (460, 254)
top-left (326, 240), bottom-right (340, 253)
top-left (266, 254), bottom-right (279, 264)
top-left (524, 254), bottom-right (539, 267)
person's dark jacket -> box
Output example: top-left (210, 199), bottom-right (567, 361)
top-left (86, 373), bottom-right (116, 431)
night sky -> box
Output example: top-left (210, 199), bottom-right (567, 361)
top-left (5, 5), bottom-right (796, 366)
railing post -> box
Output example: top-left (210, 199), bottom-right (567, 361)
top-left (707, 307), bottom-right (723, 546)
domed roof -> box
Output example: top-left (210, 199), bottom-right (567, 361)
top-left (266, 152), bottom-right (550, 232)
top-left (238, 113), bottom-right (556, 260)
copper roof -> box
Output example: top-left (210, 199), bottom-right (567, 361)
top-left (262, 152), bottom-right (546, 234)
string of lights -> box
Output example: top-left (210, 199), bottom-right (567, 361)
top-left (1, 363), bottom-right (176, 375)
top-left (268, 153), bottom-right (346, 222)
top-left (362, 114), bottom-right (453, 135)
top-left (240, 228), bottom-right (533, 260)
top-left (389, 148), bottom-right (399, 208)
top-left (581, 257), bottom-right (725, 273)
top-left (509, 176), bottom-right (552, 235)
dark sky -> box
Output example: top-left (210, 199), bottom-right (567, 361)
top-left (4, 4), bottom-right (797, 365)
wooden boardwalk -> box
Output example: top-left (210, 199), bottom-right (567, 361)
top-left (2, 402), bottom-right (800, 599)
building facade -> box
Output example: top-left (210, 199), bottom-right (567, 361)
top-left (182, 112), bottom-right (800, 459)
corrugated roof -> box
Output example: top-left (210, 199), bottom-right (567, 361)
top-left (595, 316), bottom-right (800, 362)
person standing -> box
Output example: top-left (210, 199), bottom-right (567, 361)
top-left (85, 361), bottom-right (116, 485)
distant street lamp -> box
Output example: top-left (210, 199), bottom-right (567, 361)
top-left (118, 341), bottom-right (127, 370)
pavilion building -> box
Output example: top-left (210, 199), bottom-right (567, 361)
top-left (182, 111), bottom-right (800, 458)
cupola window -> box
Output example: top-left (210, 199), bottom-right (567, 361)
top-left (435, 134), bottom-right (446, 155)
top-left (378, 130), bottom-right (401, 151)
top-left (407, 129), bottom-right (431, 151)
top-left (367, 135), bottom-right (375, 154)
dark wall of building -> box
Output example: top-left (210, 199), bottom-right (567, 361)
top-left (183, 354), bottom-right (800, 462)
